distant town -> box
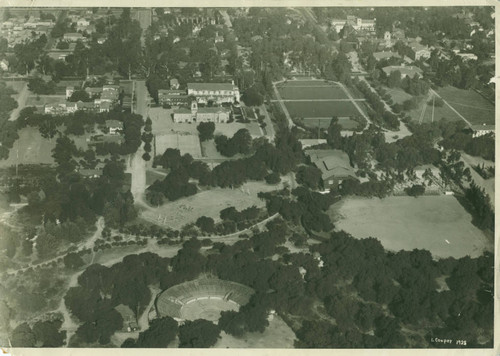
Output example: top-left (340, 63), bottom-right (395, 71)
top-left (0, 6), bottom-right (494, 350)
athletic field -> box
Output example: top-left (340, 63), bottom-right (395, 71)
top-left (155, 133), bottom-right (202, 158)
top-left (274, 80), bottom-right (365, 130)
top-left (330, 196), bottom-right (492, 259)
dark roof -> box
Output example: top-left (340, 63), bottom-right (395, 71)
top-left (306, 149), bottom-right (356, 180)
top-left (187, 83), bottom-right (237, 91)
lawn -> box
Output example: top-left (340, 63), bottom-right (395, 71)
top-left (140, 180), bottom-right (288, 230)
top-left (277, 85), bottom-right (348, 100)
top-left (436, 86), bottom-right (495, 125)
top-left (329, 195), bottom-right (492, 259)
top-left (408, 96), bottom-right (464, 124)
top-left (285, 100), bottom-right (360, 119)
top-left (383, 86), bottom-right (412, 105)
top-left (0, 127), bottom-right (56, 168)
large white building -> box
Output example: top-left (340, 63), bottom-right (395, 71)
top-left (173, 101), bottom-right (231, 123)
top-left (331, 16), bottom-right (376, 33)
top-left (187, 82), bottom-right (240, 104)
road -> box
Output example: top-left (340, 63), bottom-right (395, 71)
top-left (8, 82), bottom-right (29, 121)
top-left (134, 8), bottom-right (152, 46)
top-left (127, 80), bottom-right (148, 206)
top-left (219, 9), bottom-right (232, 28)
top-left (259, 104), bottom-right (275, 142)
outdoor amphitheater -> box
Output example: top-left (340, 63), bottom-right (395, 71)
top-left (154, 276), bottom-right (255, 323)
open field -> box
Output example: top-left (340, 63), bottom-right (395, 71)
top-left (436, 86), bottom-right (495, 125)
top-left (330, 196), bottom-right (492, 259)
top-left (155, 133), bottom-right (202, 158)
top-left (214, 314), bottom-right (296, 348)
top-left (140, 180), bottom-right (289, 230)
top-left (0, 127), bottom-right (55, 168)
top-left (201, 140), bottom-right (228, 159)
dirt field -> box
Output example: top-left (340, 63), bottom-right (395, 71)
top-left (0, 127), bottom-right (55, 168)
top-left (140, 180), bottom-right (290, 230)
top-left (155, 133), bottom-right (202, 158)
top-left (330, 196), bottom-right (492, 259)
top-left (214, 314), bottom-right (296, 348)
top-left (277, 83), bottom-right (348, 100)
top-left (25, 95), bottom-right (67, 107)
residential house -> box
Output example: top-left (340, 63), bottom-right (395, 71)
top-left (299, 139), bottom-right (327, 149)
top-left (170, 78), bottom-right (180, 89)
top-left (408, 42), bottom-right (431, 60)
top-left (105, 120), bottom-right (123, 135)
top-left (79, 169), bottom-right (103, 179)
top-left (63, 32), bottom-right (85, 42)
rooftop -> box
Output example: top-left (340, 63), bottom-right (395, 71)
top-left (306, 149), bottom-right (356, 180)
top-left (382, 65), bottom-right (423, 78)
top-left (187, 83), bottom-right (237, 91)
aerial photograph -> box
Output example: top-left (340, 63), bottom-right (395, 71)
top-left (0, 5), bottom-right (495, 350)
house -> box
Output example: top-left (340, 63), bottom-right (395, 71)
top-left (373, 51), bottom-right (401, 61)
top-left (173, 100), bottom-right (231, 123)
top-left (115, 304), bottom-right (139, 332)
top-left (63, 32), bottom-right (84, 42)
top-left (187, 82), bottom-right (240, 104)
top-left (408, 42), bottom-right (431, 60)
top-left (382, 65), bottom-right (423, 79)
top-left (105, 120), bottom-right (123, 135)
top-left (170, 78), bottom-right (180, 90)
top-left (79, 169), bottom-right (103, 179)
top-left (306, 149), bottom-right (357, 190)
top-left (299, 139), bottom-right (327, 149)
top-left (85, 87), bottom-right (103, 97)
top-left (76, 18), bottom-right (90, 27)
top-left (158, 89), bottom-right (189, 106)
top-left (471, 124), bottom-right (495, 138)
top-left (97, 36), bottom-right (107, 44)
top-left (0, 59), bottom-right (9, 71)
top-left (66, 86), bottom-right (75, 99)
top-left (456, 53), bottom-right (478, 61)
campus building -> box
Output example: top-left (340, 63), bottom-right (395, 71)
top-left (382, 65), bottom-right (423, 79)
top-left (306, 149), bottom-right (357, 190)
top-left (187, 82), bottom-right (240, 104)
top-left (471, 124), bottom-right (495, 138)
top-left (331, 16), bottom-right (376, 33)
top-left (173, 100), bottom-right (231, 123)
top-left (158, 89), bottom-right (189, 106)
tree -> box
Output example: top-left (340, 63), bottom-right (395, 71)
top-left (265, 172), bottom-right (281, 184)
top-left (10, 322), bottom-right (37, 347)
top-left (197, 122), bottom-right (216, 142)
top-left (295, 165), bottom-right (322, 190)
top-left (126, 317), bottom-right (178, 348)
top-left (387, 70), bottom-right (402, 88)
top-left (64, 253), bottom-right (85, 269)
top-left (178, 319), bottom-right (221, 348)
top-left (241, 85), bottom-right (264, 106)
top-left (32, 319), bottom-right (66, 347)
top-left (196, 216), bottom-right (215, 234)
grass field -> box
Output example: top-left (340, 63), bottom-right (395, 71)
top-left (285, 101), bottom-right (360, 119)
top-left (215, 314), bottom-right (296, 348)
top-left (155, 133), bottom-right (202, 158)
top-left (330, 196), bottom-right (492, 259)
top-left (0, 127), bottom-right (55, 168)
top-left (277, 85), bottom-right (348, 100)
top-left (436, 86), bottom-right (495, 125)
top-left (384, 87), bottom-right (412, 105)
top-left (140, 180), bottom-right (289, 230)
